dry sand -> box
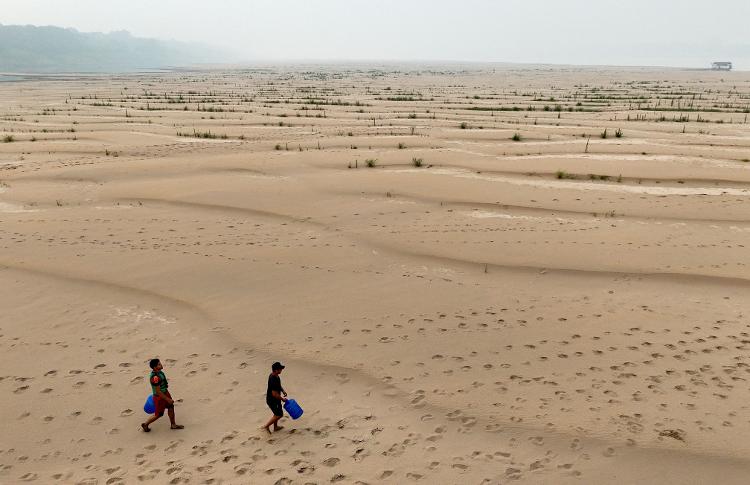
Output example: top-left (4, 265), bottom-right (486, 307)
top-left (1, 65), bottom-right (750, 484)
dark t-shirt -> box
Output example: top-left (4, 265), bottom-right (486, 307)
top-left (267, 373), bottom-right (283, 401)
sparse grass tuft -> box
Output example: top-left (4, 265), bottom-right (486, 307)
top-left (2, 135), bottom-right (14, 143)
top-left (398, 142), bottom-right (406, 149)
top-left (459, 122), bottom-right (468, 129)
top-left (615, 128), bottom-right (623, 138)
top-left (412, 157), bottom-right (423, 167)
top-left (177, 130), bottom-right (224, 139)
top-left (600, 129), bottom-right (608, 139)
top-left (556, 171), bottom-right (577, 180)
top-left (511, 133), bottom-right (522, 142)
top-left (365, 158), bottom-right (377, 168)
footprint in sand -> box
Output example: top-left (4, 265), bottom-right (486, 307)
top-left (505, 467), bottom-right (522, 479)
top-left (136, 470), bottom-right (160, 481)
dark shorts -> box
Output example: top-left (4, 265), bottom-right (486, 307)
top-left (267, 398), bottom-right (283, 417)
top-left (154, 391), bottom-right (174, 417)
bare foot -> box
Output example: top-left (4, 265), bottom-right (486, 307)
top-left (171, 424), bottom-right (184, 430)
top-left (273, 426), bottom-right (284, 431)
top-left (141, 423), bottom-right (151, 432)
top-left (262, 426), bottom-right (271, 435)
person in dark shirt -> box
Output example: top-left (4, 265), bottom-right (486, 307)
top-left (262, 361), bottom-right (287, 434)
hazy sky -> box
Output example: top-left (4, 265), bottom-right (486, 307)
top-left (3, 0), bottom-right (749, 68)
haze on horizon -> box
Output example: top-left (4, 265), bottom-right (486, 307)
top-left (4, 0), bottom-right (750, 69)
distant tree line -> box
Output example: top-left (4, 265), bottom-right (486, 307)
top-left (0, 24), bottom-right (229, 72)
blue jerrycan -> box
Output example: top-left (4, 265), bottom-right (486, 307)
top-left (144, 394), bottom-right (155, 414)
top-left (284, 399), bottom-right (304, 419)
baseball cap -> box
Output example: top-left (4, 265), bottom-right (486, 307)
top-left (272, 362), bottom-right (285, 370)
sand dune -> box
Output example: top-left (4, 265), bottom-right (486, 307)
top-left (2, 65), bottom-right (750, 484)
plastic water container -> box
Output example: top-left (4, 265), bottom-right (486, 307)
top-left (144, 394), bottom-right (155, 414)
top-left (284, 399), bottom-right (304, 419)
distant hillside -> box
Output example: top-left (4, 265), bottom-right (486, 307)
top-left (0, 24), bottom-right (230, 72)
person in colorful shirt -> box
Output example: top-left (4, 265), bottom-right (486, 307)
top-left (141, 358), bottom-right (184, 432)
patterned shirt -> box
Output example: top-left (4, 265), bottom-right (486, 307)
top-left (149, 370), bottom-right (169, 395)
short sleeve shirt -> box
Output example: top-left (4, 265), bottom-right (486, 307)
top-left (267, 374), bottom-right (282, 401)
top-left (150, 370), bottom-right (169, 395)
